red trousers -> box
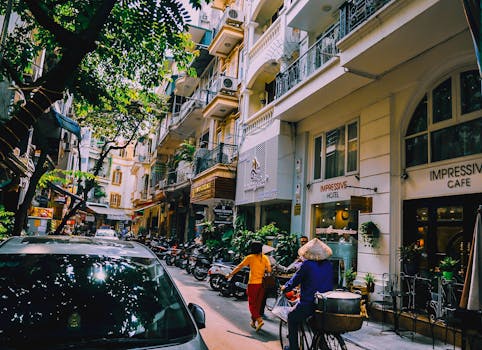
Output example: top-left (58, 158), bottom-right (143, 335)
top-left (247, 283), bottom-right (265, 321)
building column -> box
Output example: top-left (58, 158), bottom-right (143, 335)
top-left (254, 202), bottom-right (261, 231)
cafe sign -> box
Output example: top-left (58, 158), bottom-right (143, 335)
top-left (405, 160), bottom-right (482, 199)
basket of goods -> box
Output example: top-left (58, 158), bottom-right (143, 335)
top-left (311, 291), bottom-right (363, 332)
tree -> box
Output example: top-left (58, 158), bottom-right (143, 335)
top-left (53, 89), bottom-right (165, 235)
top-left (0, 0), bottom-right (203, 160)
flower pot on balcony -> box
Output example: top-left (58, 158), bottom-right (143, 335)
top-left (442, 271), bottom-right (454, 280)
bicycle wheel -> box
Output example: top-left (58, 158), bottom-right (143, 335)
top-left (314, 332), bottom-right (347, 350)
top-left (279, 319), bottom-right (289, 349)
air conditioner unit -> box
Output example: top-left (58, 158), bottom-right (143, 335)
top-left (218, 76), bottom-right (238, 93)
top-left (225, 8), bottom-right (243, 26)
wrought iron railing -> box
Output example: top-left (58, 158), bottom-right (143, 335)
top-left (275, 0), bottom-right (391, 98)
top-left (194, 143), bottom-right (237, 175)
top-left (339, 0), bottom-right (391, 37)
top-left (276, 23), bottom-right (340, 98)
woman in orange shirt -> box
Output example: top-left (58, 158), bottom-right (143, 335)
top-left (227, 241), bottom-right (271, 331)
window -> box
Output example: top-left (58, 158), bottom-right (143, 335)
top-left (405, 69), bottom-right (482, 168)
top-left (112, 170), bottom-right (122, 185)
top-left (110, 193), bottom-right (121, 208)
top-left (313, 120), bottom-right (358, 180)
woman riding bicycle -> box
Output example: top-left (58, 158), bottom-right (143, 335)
top-left (281, 238), bottom-right (333, 350)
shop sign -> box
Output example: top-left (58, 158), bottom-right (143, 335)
top-left (213, 204), bottom-right (233, 225)
top-left (318, 180), bottom-right (351, 201)
top-left (29, 207), bottom-right (54, 219)
top-left (405, 160), bottom-right (482, 199)
top-left (350, 196), bottom-right (373, 213)
top-left (191, 180), bottom-right (214, 202)
top-left (428, 161), bottom-right (482, 189)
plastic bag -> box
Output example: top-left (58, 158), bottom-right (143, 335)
top-left (271, 294), bottom-right (294, 322)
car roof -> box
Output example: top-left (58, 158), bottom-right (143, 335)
top-left (0, 236), bottom-right (155, 258)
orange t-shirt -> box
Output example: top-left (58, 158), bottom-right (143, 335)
top-left (238, 254), bottom-right (271, 284)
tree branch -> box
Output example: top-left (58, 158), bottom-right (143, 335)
top-left (24, 0), bottom-right (77, 46)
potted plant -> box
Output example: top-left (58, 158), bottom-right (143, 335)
top-left (344, 267), bottom-right (357, 290)
top-left (398, 243), bottom-right (423, 275)
top-left (364, 272), bottom-right (376, 293)
top-left (439, 257), bottom-right (459, 280)
top-left (359, 221), bottom-right (380, 248)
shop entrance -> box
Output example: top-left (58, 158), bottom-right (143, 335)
top-left (403, 193), bottom-right (481, 275)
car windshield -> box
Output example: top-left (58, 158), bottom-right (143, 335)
top-left (0, 254), bottom-right (197, 349)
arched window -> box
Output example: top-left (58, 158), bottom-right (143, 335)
top-left (405, 69), bottom-right (482, 168)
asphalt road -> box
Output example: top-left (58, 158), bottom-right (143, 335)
top-left (167, 264), bottom-right (362, 350)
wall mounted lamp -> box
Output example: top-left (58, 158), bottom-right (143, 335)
top-left (401, 170), bottom-right (409, 180)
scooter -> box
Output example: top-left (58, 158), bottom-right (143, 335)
top-left (219, 266), bottom-right (250, 299)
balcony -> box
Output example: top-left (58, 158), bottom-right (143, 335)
top-left (166, 162), bottom-right (194, 188)
top-left (170, 91), bottom-right (207, 135)
top-left (208, 7), bottom-right (244, 57)
top-left (174, 74), bottom-right (199, 97)
top-left (276, 23), bottom-right (340, 98)
top-left (203, 76), bottom-right (239, 120)
top-left (194, 143), bottom-right (237, 176)
top-left (287, 0), bottom-right (344, 33)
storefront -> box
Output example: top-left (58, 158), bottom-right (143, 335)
top-left (402, 67), bottom-right (482, 277)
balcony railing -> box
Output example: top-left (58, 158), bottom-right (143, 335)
top-left (276, 23), bottom-right (339, 98)
top-left (205, 75), bottom-right (237, 105)
top-left (194, 143), bottom-right (237, 175)
top-left (339, 0), bottom-right (391, 37)
top-left (171, 90), bottom-right (208, 126)
top-left (276, 0), bottom-right (391, 98)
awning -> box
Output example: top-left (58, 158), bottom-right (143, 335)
top-left (53, 110), bottom-right (81, 138)
top-left (133, 202), bottom-right (160, 212)
top-left (86, 204), bottom-right (132, 221)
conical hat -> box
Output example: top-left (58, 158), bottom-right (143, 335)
top-left (298, 238), bottom-right (332, 261)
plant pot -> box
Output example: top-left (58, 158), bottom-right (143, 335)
top-left (367, 282), bottom-right (375, 293)
top-left (442, 271), bottom-right (454, 280)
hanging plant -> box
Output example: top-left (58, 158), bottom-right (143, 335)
top-left (359, 221), bottom-right (380, 248)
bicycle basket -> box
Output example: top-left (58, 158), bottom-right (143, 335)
top-left (310, 310), bottom-right (363, 333)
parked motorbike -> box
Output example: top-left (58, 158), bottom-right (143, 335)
top-left (208, 261), bottom-right (235, 290)
top-left (191, 246), bottom-right (215, 281)
top-left (219, 266), bottom-right (250, 299)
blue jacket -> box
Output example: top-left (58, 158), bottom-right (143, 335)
top-left (284, 259), bottom-right (333, 305)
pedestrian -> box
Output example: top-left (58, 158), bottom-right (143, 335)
top-left (226, 241), bottom-right (271, 332)
top-left (285, 235), bottom-right (310, 273)
top-left (281, 238), bottom-right (333, 350)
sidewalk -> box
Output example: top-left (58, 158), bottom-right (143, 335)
top-left (342, 320), bottom-right (460, 350)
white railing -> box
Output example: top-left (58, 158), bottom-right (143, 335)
top-left (244, 105), bottom-right (274, 135)
top-left (249, 16), bottom-right (282, 60)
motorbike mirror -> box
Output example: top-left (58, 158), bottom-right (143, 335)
top-left (188, 303), bottom-right (206, 329)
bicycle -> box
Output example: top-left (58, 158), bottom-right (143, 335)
top-left (273, 292), bottom-right (348, 350)
top-left (278, 309), bottom-right (347, 350)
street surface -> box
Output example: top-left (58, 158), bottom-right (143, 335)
top-left (167, 265), bottom-right (363, 350)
